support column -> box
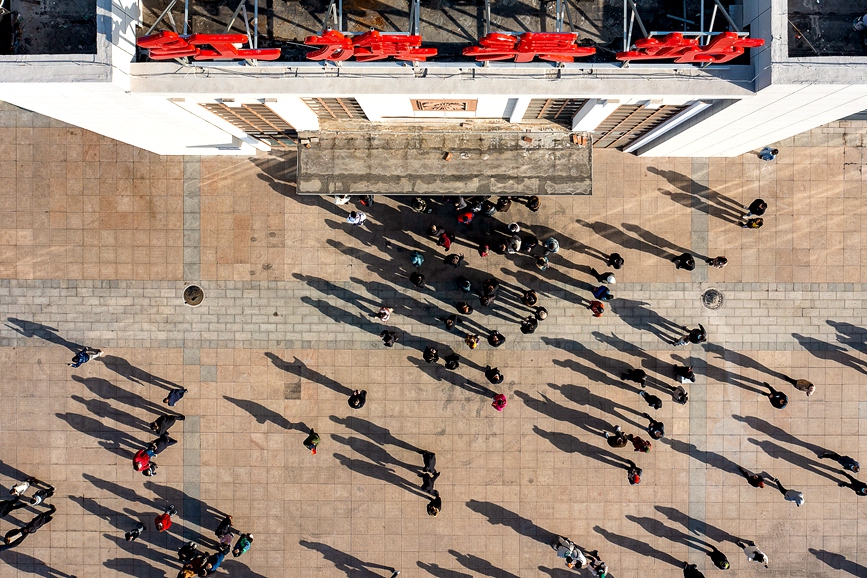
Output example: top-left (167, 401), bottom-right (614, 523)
top-left (508, 97), bottom-right (532, 123)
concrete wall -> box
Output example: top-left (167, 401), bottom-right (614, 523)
top-left (639, 83), bottom-right (867, 157)
top-left (356, 95), bottom-right (516, 120)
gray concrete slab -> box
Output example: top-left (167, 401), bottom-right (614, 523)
top-left (298, 125), bottom-right (592, 195)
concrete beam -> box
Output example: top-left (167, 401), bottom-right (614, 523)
top-left (571, 99), bottom-right (620, 131)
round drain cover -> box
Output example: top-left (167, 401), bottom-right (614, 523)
top-left (184, 285), bottom-right (204, 307)
top-left (702, 288), bottom-right (723, 310)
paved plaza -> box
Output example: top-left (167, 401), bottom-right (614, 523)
top-left (1, 101), bottom-right (867, 577)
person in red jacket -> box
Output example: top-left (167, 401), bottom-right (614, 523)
top-left (155, 505), bottom-right (177, 532)
top-left (133, 449), bottom-right (150, 472)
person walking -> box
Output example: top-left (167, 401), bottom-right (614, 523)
top-left (608, 253), bottom-right (624, 269)
top-left (133, 448), bottom-right (152, 472)
top-left (465, 334), bottom-right (480, 350)
top-left (348, 389), bottom-right (367, 409)
top-left (456, 277), bottom-right (472, 294)
top-left (672, 253), bottom-right (696, 271)
top-left (782, 375), bottom-right (815, 396)
top-left (150, 414), bottom-right (185, 435)
top-left (705, 256), bottom-right (728, 268)
top-left (68, 347), bottom-right (105, 368)
top-left (708, 545), bottom-right (731, 570)
top-left (629, 434), bottom-right (651, 453)
top-left (683, 562), bottom-right (705, 578)
top-left (148, 433), bottom-right (177, 456)
top-left (437, 233), bottom-right (452, 252)
top-left (592, 285), bottom-right (613, 301)
top-left (421, 451), bottom-right (437, 475)
top-left (772, 477), bottom-right (804, 506)
top-left (552, 536), bottom-right (587, 569)
top-left (520, 315), bottom-right (539, 335)
top-left (761, 382), bottom-right (788, 409)
top-left (639, 390), bottom-right (662, 410)
top-left (819, 450), bottom-right (859, 473)
top-left (588, 301), bottom-right (604, 317)
top-left (591, 269), bottom-right (616, 285)
top-left (155, 505), bottom-right (176, 532)
top-left (737, 539), bottom-right (769, 568)
top-left (28, 480), bottom-right (54, 506)
top-left (621, 368), bottom-right (646, 387)
top-left (506, 235), bottom-right (522, 254)
top-left (456, 302), bottom-right (473, 315)
top-left (522, 234), bottom-right (538, 254)
top-left (202, 545), bottom-right (230, 574)
top-left (740, 217), bottom-right (764, 229)
top-left (744, 198), bottom-right (767, 218)
top-left (521, 289), bottom-right (538, 307)
top-left (380, 330), bottom-right (398, 347)
top-left (838, 471), bottom-right (867, 495)
top-left (346, 211), bottom-right (367, 226)
top-left (303, 429), bottom-right (320, 454)
top-left (409, 272), bottom-right (425, 288)
top-left (410, 251), bottom-right (424, 268)
top-left (673, 325), bottom-right (706, 346)
top-left (535, 307), bottom-right (548, 321)
top-left (482, 278), bottom-right (499, 296)
top-left (423, 346), bottom-right (439, 363)
top-left (485, 366), bottom-right (504, 384)
top-left (419, 471), bottom-right (441, 494)
top-left (426, 492), bottom-right (442, 516)
top-left (480, 294), bottom-right (495, 308)
top-left (163, 387), bottom-right (188, 407)
top-left (441, 314), bottom-right (460, 332)
top-left (9, 478), bottom-right (32, 497)
top-left (125, 522), bottom-right (145, 542)
top-left (179, 541), bottom-right (200, 564)
top-left (215, 514), bottom-right (234, 539)
top-left (376, 306), bottom-right (394, 322)
top-left (444, 253), bottom-right (464, 268)
top-left (738, 466), bottom-right (765, 488)
top-left (543, 237), bottom-right (560, 256)
top-left (492, 393), bottom-right (507, 412)
top-left (604, 425), bottom-right (628, 448)
top-left (627, 460), bottom-right (642, 485)
top-left (667, 384), bottom-right (689, 404)
top-left (536, 256), bottom-right (550, 271)
top-left (758, 147), bottom-right (778, 161)
top-left (496, 197), bottom-right (512, 212)
top-left (233, 533), bottom-right (253, 558)
top-left (585, 550), bottom-right (609, 577)
top-left (640, 413), bottom-right (665, 439)
top-left (673, 365), bottom-right (696, 383)
top-left (444, 354), bottom-right (460, 370)
top-left (488, 330), bottom-right (505, 347)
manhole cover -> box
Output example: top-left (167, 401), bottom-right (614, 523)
top-left (702, 288), bottom-right (723, 310)
top-left (183, 285), bottom-right (204, 307)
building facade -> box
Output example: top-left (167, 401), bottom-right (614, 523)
top-left (0, 0), bottom-right (865, 160)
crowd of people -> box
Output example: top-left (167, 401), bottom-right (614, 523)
top-left (3, 187), bottom-right (862, 578)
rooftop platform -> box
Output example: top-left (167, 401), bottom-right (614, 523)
top-left (0, 0), bottom-right (96, 54)
top-left (788, 0), bottom-right (867, 57)
top-left (139, 0), bottom-right (749, 61)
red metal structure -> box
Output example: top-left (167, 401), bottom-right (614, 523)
top-left (137, 31), bottom-right (281, 61)
top-left (463, 32), bottom-right (595, 63)
top-left (304, 29), bottom-right (437, 62)
top-left (616, 31), bottom-right (763, 64)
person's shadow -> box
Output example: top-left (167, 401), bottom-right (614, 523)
top-left (98, 355), bottom-right (178, 390)
top-left (329, 415), bottom-right (421, 453)
top-left (449, 550), bottom-right (520, 578)
top-left (465, 500), bottom-right (554, 545)
top-left (0, 549), bottom-right (77, 577)
top-left (264, 352), bottom-right (353, 396)
top-left (5, 318), bottom-right (83, 352)
top-left (299, 539), bottom-right (396, 577)
top-left (594, 524), bottom-right (682, 568)
top-left (827, 320), bottom-right (867, 354)
top-left (792, 333), bottom-right (867, 375)
top-left (222, 396), bottom-right (306, 431)
top-left (809, 548), bottom-right (867, 576)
